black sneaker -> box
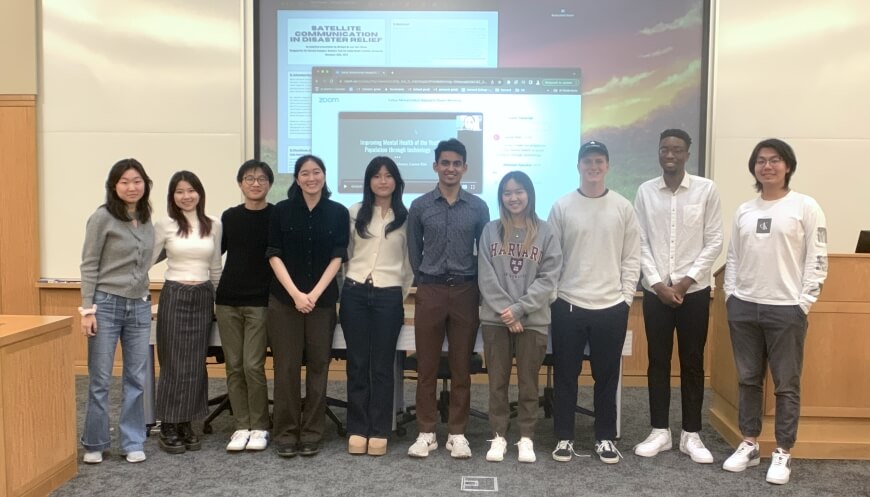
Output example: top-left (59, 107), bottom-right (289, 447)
top-left (595, 440), bottom-right (622, 464)
top-left (275, 442), bottom-right (298, 458)
top-left (552, 440), bottom-right (574, 462)
top-left (299, 442), bottom-right (320, 457)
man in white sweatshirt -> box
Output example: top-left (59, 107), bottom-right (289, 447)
top-left (547, 140), bottom-right (641, 464)
top-left (722, 138), bottom-right (827, 485)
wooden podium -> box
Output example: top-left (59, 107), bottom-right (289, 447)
top-left (0, 315), bottom-right (77, 497)
top-left (709, 254), bottom-right (870, 459)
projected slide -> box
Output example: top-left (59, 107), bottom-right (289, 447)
top-left (311, 67), bottom-right (580, 214)
top-left (273, 8), bottom-right (498, 175)
top-left (259, 0), bottom-right (709, 211)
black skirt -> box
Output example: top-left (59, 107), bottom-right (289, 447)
top-left (156, 280), bottom-right (213, 422)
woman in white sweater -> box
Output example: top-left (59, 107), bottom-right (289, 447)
top-left (152, 170), bottom-right (222, 455)
top-left (340, 157), bottom-right (412, 456)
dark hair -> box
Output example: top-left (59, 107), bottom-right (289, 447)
top-left (434, 138), bottom-right (467, 163)
top-left (748, 138), bottom-right (797, 192)
top-left (496, 171), bottom-right (540, 254)
top-left (355, 157), bottom-right (408, 239)
top-left (104, 158), bottom-right (152, 223)
top-left (287, 154), bottom-right (331, 200)
top-left (659, 129), bottom-right (692, 149)
top-left (236, 159), bottom-right (274, 184)
top-left (167, 170), bottom-right (212, 238)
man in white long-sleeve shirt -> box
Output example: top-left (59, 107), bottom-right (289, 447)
top-left (633, 129), bottom-right (722, 463)
top-left (547, 140), bottom-right (641, 464)
top-left (722, 138), bottom-right (827, 485)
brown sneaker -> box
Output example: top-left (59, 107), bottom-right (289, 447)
top-left (367, 438), bottom-right (388, 456)
top-left (348, 435), bottom-right (367, 455)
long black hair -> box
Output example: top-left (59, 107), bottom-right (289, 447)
top-left (167, 170), bottom-right (213, 238)
top-left (497, 170), bottom-right (539, 254)
top-left (104, 158), bottom-right (152, 223)
top-left (355, 156), bottom-right (407, 239)
top-left (287, 154), bottom-right (331, 200)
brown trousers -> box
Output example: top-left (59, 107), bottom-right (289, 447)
top-left (482, 325), bottom-right (548, 439)
top-left (413, 281), bottom-right (480, 434)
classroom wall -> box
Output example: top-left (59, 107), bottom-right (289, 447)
top-left (0, 0), bottom-right (38, 94)
top-left (709, 1), bottom-right (870, 257)
top-left (38, 0), bottom-right (246, 279)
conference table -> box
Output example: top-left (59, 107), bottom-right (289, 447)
top-left (146, 306), bottom-right (631, 437)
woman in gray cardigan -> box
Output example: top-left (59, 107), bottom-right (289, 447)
top-left (79, 159), bottom-right (155, 465)
top-left (478, 171), bottom-right (562, 463)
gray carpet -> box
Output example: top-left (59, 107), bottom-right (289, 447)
top-left (53, 377), bottom-right (870, 497)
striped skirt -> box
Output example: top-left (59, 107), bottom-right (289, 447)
top-left (156, 280), bottom-right (213, 422)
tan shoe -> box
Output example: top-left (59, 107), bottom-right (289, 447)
top-left (348, 435), bottom-right (367, 455)
top-left (367, 437), bottom-right (388, 456)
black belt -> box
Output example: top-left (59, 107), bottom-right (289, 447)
top-left (418, 273), bottom-right (476, 286)
top-left (345, 277), bottom-right (373, 287)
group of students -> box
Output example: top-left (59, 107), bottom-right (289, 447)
top-left (78, 129), bottom-right (826, 487)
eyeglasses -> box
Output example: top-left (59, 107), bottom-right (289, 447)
top-left (243, 176), bottom-right (269, 185)
top-left (755, 157), bottom-right (783, 167)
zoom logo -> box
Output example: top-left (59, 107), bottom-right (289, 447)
top-left (318, 97), bottom-right (340, 103)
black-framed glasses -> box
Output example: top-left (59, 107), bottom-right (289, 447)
top-left (243, 176), bottom-right (269, 185)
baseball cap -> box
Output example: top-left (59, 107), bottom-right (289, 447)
top-left (578, 140), bottom-right (609, 161)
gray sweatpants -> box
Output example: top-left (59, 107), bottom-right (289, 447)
top-left (726, 296), bottom-right (808, 449)
top-left (725, 296), bottom-right (807, 449)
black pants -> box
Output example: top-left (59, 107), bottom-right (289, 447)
top-left (339, 280), bottom-right (404, 438)
top-left (267, 295), bottom-right (336, 445)
top-left (642, 287), bottom-right (710, 433)
top-left (551, 298), bottom-right (628, 441)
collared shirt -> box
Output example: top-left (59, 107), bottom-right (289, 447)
top-left (345, 203), bottom-right (414, 298)
top-left (266, 194), bottom-right (349, 307)
top-left (634, 173), bottom-right (723, 293)
top-left (407, 186), bottom-right (490, 278)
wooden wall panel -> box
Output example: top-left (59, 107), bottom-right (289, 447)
top-left (0, 95), bottom-right (39, 315)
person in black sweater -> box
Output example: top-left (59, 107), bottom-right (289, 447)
top-left (215, 160), bottom-right (275, 452)
top-left (266, 155), bottom-right (349, 458)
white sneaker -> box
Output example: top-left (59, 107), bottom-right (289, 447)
top-left (766, 448), bottom-right (792, 485)
top-left (634, 428), bottom-right (672, 457)
top-left (246, 430), bottom-right (270, 451)
top-left (124, 451), bottom-right (146, 463)
top-left (226, 429), bottom-right (251, 452)
top-left (446, 434), bottom-right (472, 459)
top-left (722, 440), bottom-right (761, 472)
top-left (516, 437), bottom-right (536, 463)
top-left (82, 451), bottom-right (103, 464)
top-left (680, 431), bottom-right (713, 463)
top-left (407, 432), bottom-right (438, 458)
top-left (486, 435), bottom-right (507, 462)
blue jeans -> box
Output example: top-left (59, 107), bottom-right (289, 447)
top-left (339, 280), bottom-right (404, 438)
top-left (81, 291), bottom-right (151, 453)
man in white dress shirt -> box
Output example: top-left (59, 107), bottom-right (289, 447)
top-left (633, 129), bottom-right (723, 463)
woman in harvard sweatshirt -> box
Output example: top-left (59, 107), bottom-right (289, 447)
top-left (477, 171), bottom-right (562, 464)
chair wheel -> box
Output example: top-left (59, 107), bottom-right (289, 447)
top-left (396, 426), bottom-right (407, 437)
top-left (202, 424), bottom-right (213, 434)
top-left (337, 427), bottom-right (347, 437)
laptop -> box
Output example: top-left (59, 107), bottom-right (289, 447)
top-left (857, 230), bottom-right (870, 253)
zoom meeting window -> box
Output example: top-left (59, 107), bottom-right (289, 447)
top-left (311, 67), bottom-right (581, 212)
